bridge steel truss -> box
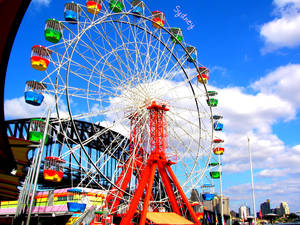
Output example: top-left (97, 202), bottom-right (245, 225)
top-left (5, 118), bottom-right (130, 190)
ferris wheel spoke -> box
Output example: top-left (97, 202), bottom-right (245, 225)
top-left (110, 19), bottom-right (146, 86)
top-left (167, 114), bottom-right (208, 159)
top-left (152, 32), bottom-right (174, 82)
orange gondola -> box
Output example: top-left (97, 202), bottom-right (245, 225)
top-left (152, 11), bottom-right (165, 28)
top-left (213, 147), bottom-right (225, 155)
top-left (30, 45), bottom-right (52, 71)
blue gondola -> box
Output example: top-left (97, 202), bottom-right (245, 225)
top-left (213, 121), bottom-right (223, 131)
top-left (202, 193), bottom-right (215, 201)
top-left (201, 184), bottom-right (215, 201)
top-left (65, 2), bottom-right (81, 23)
top-left (67, 188), bottom-right (87, 213)
top-left (186, 46), bottom-right (197, 62)
top-left (24, 81), bottom-right (47, 106)
top-left (131, 0), bottom-right (145, 16)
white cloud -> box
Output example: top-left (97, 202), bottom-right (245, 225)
top-left (225, 178), bottom-right (300, 211)
top-left (210, 63), bottom-right (300, 211)
top-left (252, 64), bottom-right (300, 107)
top-left (4, 94), bottom-right (68, 120)
top-left (274, 0), bottom-right (300, 8)
top-left (257, 168), bottom-right (289, 177)
top-left (260, 0), bottom-right (300, 52)
top-left (212, 86), bottom-right (295, 134)
top-left (32, 0), bottom-right (51, 6)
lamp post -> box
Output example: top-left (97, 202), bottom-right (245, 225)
top-left (248, 137), bottom-right (257, 225)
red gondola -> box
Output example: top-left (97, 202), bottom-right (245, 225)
top-left (213, 139), bottom-right (224, 143)
top-left (197, 67), bottom-right (209, 84)
top-left (43, 156), bottom-right (65, 182)
top-left (86, 0), bottom-right (102, 14)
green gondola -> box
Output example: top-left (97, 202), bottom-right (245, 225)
top-left (110, 0), bottom-right (124, 13)
top-left (169, 27), bottom-right (183, 44)
top-left (210, 171), bottom-right (221, 179)
top-left (44, 19), bottom-right (63, 43)
top-left (29, 118), bottom-right (49, 143)
top-left (207, 98), bottom-right (218, 107)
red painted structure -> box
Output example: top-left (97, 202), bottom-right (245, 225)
top-left (106, 101), bottom-right (201, 225)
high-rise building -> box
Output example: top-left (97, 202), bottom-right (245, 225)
top-left (280, 202), bottom-right (290, 216)
top-left (202, 194), bottom-right (230, 216)
top-left (274, 207), bottom-right (281, 215)
top-left (239, 205), bottom-right (251, 219)
top-left (260, 199), bottom-right (271, 216)
top-left (215, 195), bottom-right (230, 216)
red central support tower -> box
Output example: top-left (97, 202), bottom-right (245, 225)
top-left (118, 101), bottom-right (201, 225)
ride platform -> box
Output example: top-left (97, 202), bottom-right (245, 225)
top-left (146, 212), bottom-right (194, 225)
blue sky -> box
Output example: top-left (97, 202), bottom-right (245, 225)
top-left (4, 0), bottom-right (300, 213)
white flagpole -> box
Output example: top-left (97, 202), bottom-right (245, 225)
top-left (248, 137), bottom-right (257, 225)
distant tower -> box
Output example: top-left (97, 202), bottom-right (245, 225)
top-left (260, 199), bottom-right (271, 216)
top-left (239, 205), bottom-right (249, 219)
top-left (280, 202), bottom-right (290, 216)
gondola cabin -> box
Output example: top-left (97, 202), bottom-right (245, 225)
top-left (43, 157), bottom-right (65, 182)
top-left (44, 19), bottom-right (63, 43)
top-left (186, 46), bottom-right (197, 62)
top-left (210, 171), bottom-right (221, 179)
top-left (152, 11), bottom-right (165, 28)
top-left (65, 2), bottom-right (81, 23)
top-left (197, 67), bottom-right (209, 84)
top-left (213, 139), bottom-right (224, 144)
top-left (213, 147), bottom-right (225, 155)
top-left (28, 118), bottom-right (49, 143)
top-left (67, 189), bottom-right (87, 213)
top-left (201, 184), bottom-right (215, 201)
top-left (30, 45), bottom-right (52, 71)
top-left (24, 80), bottom-right (47, 106)
top-left (131, 0), bottom-right (145, 16)
top-left (169, 27), bottom-right (183, 44)
top-left (209, 162), bottom-right (219, 167)
top-left (202, 193), bottom-right (215, 201)
top-left (207, 98), bottom-right (218, 107)
top-left (212, 115), bottom-right (223, 120)
top-left (214, 121), bottom-right (223, 131)
top-left (109, 0), bottom-right (124, 13)
top-left (208, 90), bottom-right (218, 96)
top-left (86, 0), bottom-right (102, 14)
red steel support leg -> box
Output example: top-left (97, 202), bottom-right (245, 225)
top-left (166, 165), bottom-right (201, 225)
top-left (139, 163), bottom-right (157, 225)
top-left (157, 162), bottom-right (181, 214)
top-left (120, 163), bottom-right (152, 225)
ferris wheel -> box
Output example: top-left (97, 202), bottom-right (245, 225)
top-left (26, 0), bottom-right (216, 218)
